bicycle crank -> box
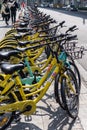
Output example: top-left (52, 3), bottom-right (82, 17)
top-left (21, 101), bottom-right (36, 115)
top-left (0, 100), bottom-right (36, 115)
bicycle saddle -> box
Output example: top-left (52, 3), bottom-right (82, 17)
top-left (1, 63), bottom-right (24, 74)
top-left (14, 33), bottom-right (23, 39)
top-left (14, 31), bottom-right (33, 40)
top-left (18, 41), bottom-right (31, 46)
top-left (16, 28), bottom-right (32, 33)
top-left (19, 22), bottom-right (29, 28)
top-left (0, 50), bottom-right (19, 60)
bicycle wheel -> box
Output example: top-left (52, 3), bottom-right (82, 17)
top-left (45, 45), bottom-right (50, 58)
top-left (54, 68), bottom-right (77, 110)
top-left (61, 69), bottom-right (79, 119)
top-left (0, 87), bottom-right (15, 130)
top-left (69, 62), bottom-right (81, 93)
top-left (54, 73), bottom-right (66, 110)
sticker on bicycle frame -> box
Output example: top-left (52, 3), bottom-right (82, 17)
top-left (47, 72), bottom-right (57, 83)
top-left (52, 72), bottom-right (57, 78)
top-left (47, 64), bottom-right (52, 72)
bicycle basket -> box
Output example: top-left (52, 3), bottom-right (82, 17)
top-left (66, 47), bottom-right (84, 59)
top-left (63, 41), bottom-right (77, 52)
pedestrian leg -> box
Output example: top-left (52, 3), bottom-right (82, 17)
top-left (5, 16), bottom-right (8, 25)
top-left (13, 12), bottom-right (16, 23)
top-left (11, 13), bottom-right (14, 24)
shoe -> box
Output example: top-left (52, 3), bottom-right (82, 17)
top-left (6, 22), bottom-right (9, 25)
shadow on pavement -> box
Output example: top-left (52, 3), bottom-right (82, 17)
top-left (7, 122), bottom-right (42, 130)
top-left (7, 91), bottom-right (80, 130)
top-left (8, 107), bottom-right (77, 130)
top-left (36, 97), bottom-right (78, 130)
top-left (48, 110), bottom-right (76, 130)
top-left (0, 25), bottom-right (12, 28)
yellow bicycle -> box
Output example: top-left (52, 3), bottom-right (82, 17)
top-left (0, 38), bottom-right (79, 130)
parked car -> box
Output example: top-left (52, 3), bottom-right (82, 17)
top-left (40, 4), bottom-right (44, 7)
top-left (49, 3), bottom-right (54, 8)
top-left (40, 3), bottom-right (49, 8)
top-left (63, 5), bottom-right (78, 11)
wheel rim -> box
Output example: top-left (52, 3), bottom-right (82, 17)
top-left (62, 69), bottom-right (79, 119)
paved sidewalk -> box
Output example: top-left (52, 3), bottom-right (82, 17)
top-left (7, 82), bottom-right (84, 130)
top-left (0, 16), bottom-right (87, 130)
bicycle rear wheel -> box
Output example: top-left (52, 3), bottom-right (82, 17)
top-left (0, 87), bottom-right (15, 130)
top-left (61, 69), bottom-right (79, 119)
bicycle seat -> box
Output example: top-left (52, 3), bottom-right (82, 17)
top-left (16, 28), bottom-right (32, 33)
top-left (18, 41), bottom-right (31, 46)
top-left (23, 19), bottom-right (29, 23)
top-left (14, 33), bottom-right (22, 39)
top-left (19, 22), bottom-right (29, 28)
top-left (23, 16), bottom-right (29, 21)
top-left (14, 32), bottom-right (33, 40)
top-left (0, 50), bottom-right (19, 60)
top-left (1, 63), bottom-right (24, 74)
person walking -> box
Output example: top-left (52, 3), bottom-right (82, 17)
top-left (1, 0), bottom-right (10, 25)
top-left (21, 1), bottom-right (26, 9)
top-left (9, 0), bottom-right (18, 24)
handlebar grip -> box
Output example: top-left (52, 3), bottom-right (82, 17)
top-left (66, 35), bottom-right (77, 41)
top-left (59, 21), bottom-right (65, 27)
top-left (66, 25), bottom-right (77, 33)
top-left (69, 25), bottom-right (77, 30)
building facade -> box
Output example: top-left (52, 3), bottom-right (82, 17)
top-left (0, 0), bottom-right (86, 8)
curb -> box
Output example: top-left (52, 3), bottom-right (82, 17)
top-left (75, 60), bottom-right (87, 130)
top-left (75, 60), bottom-right (87, 82)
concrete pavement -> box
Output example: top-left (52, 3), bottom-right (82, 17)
top-left (0, 14), bottom-right (87, 130)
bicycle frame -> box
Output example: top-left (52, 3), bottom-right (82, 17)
top-left (19, 56), bottom-right (41, 85)
top-left (0, 54), bottom-right (76, 115)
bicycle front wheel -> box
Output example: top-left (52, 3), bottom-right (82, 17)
top-left (54, 73), bottom-right (66, 110)
top-left (69, 62), bottom-right (81, 93)
top-left (61, 69), bottom-right (79, 119)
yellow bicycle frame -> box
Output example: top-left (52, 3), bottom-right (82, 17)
top-left (0, 57), bottom-right (72, 115)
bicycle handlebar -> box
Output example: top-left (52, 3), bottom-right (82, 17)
top-left (31, 17), bottom-right (53, 26)
top-left (21, 33), bottom-right (74, 46)
top-left (66, 35), bottom-right (77, 41)
top-left (31, 33), bottom-right (70, 44)
top-left (66, 25), bottom-right (78, 33)
top-left (38, 20), bottom-right (66, 34)
top-left (59, 21), bottom-right (65, 27)
top-left (32, 20), bottom-right (56, 28)
top-left (16, 35), bottom-right (76, 52)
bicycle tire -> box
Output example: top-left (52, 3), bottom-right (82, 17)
top-left (45, 45), bottom-right (50, 58)
top-left (54, 73), bottom-right (66, 110)
top-left (69, 62), bottom-right (81, 93)
top-left (0, 87), bottom-right (15, 130)
top-left (61, 69), bottom-right (79, 119)
top-left (54, 67), bottom-right (78, 110)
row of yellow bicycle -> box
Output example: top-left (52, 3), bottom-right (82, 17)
top-left (0, 6), bottom-right (84, 130)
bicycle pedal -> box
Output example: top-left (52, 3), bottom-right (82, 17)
top-left (14, 116), bottom-right (21, 123)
